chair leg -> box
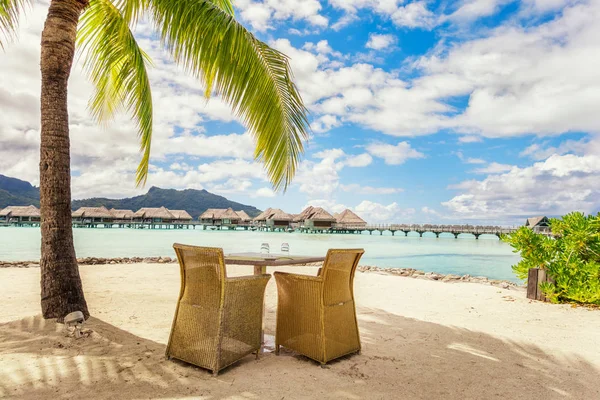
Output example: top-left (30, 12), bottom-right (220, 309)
top-left (275, 344), bottom-right (280, 355)
top-left (255, 350), bottom-right (260, 360)
top-left (212, 369), bottom-right (219, 377)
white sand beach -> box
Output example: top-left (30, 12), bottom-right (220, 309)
top-left (1, 263), bottom-right (599, 399)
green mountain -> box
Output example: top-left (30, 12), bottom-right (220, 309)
top-left (0, 175), bottom-right (261, 218)
top-left (0, 175), bottom-right (40, 208)
top-left (72, 186), bottom-right (262, 219)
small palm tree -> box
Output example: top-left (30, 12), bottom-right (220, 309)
top-left (1, 0), bottom-right (309, 321)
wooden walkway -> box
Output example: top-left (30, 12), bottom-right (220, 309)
top-left (1, 221), bottom-right (550, 240)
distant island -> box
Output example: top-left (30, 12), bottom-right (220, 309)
top-left (0, 174), bottom-right (261, 219)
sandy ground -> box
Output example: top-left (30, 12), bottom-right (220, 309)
top-left (1, 263), bottom-right (599, 400)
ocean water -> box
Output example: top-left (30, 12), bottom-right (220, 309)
top-left (0, 227), bottom-right (522, 282)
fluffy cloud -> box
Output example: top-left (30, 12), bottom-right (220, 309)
top-left (443, 154), bottom-right (600, 218)
top-left (519, 137), bottom-right (592, 161)
top-left (366, 142), bottom-right (425, 165)
top-left (355, 201), bottom-right (416, 224)
top-left (276, 2), bottom-right (600, 140)
top-left (235, 0), bottom-right (327, 32)
top-left (472, 162), bottom-right (513, 174)
top-left (366, 33), bottom-right (397, 50)
top-left (340, 184), bottom-right (403, 195)
top-left (447, 0), bottom-right (513, 21)
top-left (329, 0), bottom-right (436, 29)
top-left (345, 153), bottom-right (373, 167)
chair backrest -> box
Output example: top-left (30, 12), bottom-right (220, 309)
top-left (320, 249), bottom-right (365, 306)
top-left (172, 244), bottom-right (226, 308)
top-left (281, 242), bottom-right (290, 253)
top-left (260, 242), bottom-right (270, 253)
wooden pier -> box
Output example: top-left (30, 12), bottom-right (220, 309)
top-left (1, 220), bottom-right (540, 240)
top-left (334, 224), bottom-right (518, 239)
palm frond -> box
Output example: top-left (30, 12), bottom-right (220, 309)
top-left (77, 0), bottom-right (153, 186)
top-left (149, 0), bottom-right (309, 191)
top-left (0, 0), bottom-right (30, 49)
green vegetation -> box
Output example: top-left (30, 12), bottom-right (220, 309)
top-left (503, 212), bottom-right (600, 305)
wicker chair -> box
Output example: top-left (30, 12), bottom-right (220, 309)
top-left (166, 244), bottom-right (271, 375)
top-left (274, 248), bottom-right (365, 365)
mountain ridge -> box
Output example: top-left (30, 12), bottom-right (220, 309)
top-left (0, 175), bottom-right (261, 219)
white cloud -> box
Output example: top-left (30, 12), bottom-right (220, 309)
top-left (472, 162), bottom-right (514, 174)
top-left (366, 33), bottom-right (397, 50)
top-left (455, 151), bottom-right (486, 164)
top-left (519, 137), bottom-right (591, 161)
top-left (329, 0), bottom-right (437, 29)
top-left (340, 184), bottom-right (403, 195)
top-left (443, 154), bottom-right (600, 218)
top-left (236, 0), bottom-right (328, 32)
top-left (390, 1), bottom-right (437, 28)
top-left (355, 201), bottom-right (416, 224)
top-left (458, 135), bottom-right (484, 143)
top-left (255, 187), bottom-right (276, 198)
top-left (345, 153), bottom-right (373, 167)
top-left (366, 142), bottom-right (425, 165)
top-left (447, 0), bottom-right (513, 21)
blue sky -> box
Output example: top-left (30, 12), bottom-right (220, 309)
top-left (0, 0), bottom-right (599, 225)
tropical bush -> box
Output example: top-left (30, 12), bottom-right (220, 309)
top-left (503, 212), bottom-right (600, 305)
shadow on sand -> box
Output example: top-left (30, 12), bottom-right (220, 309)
top-left (1, 310), bottom-right (598, 399)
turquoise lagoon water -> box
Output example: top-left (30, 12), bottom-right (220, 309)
top-left (0, 227), bottom-right (522, 282)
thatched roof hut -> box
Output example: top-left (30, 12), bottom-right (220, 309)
top-left (253, 208), bottom-right (273, 222)
top-left (133, 207), bottom-right (175, 220)
top-left (293, 206), bottom-right (314, 222)
top-left (169, 210), bottom-right (193, 221)
top-left (72, 206), bottom-right (114, 219)
top-left (266, 209), bottom-right (293, 221)
top-left (199, 208), bottom-right (222, 220)
top-left (335, 209), bottom-right (367, 226)
top-left (110, 209), bottom-right (134, 219)
top-left (0, 205), bottom-right (40, 218)
top-left (235, 210), bottom-right (252, 222)
top-left (525, 216), bottom-right (549, 228)
top-left (306, 207), bottom-right (336, 222)
top-left (199, 208), bottom-right (241, 222)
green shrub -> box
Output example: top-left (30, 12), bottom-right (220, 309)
top-left (503, 212), bottom-right (600, 305)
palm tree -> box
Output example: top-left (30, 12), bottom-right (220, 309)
top-left (0, 0), bottom-right (309, 321)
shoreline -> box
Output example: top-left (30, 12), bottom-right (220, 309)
top-left (0, 256), bottom-right (524, 290)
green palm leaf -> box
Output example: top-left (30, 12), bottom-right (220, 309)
top-left (77, 0), bottom-right (154, 185)
top-left (149, 0), bottom-right (309, 190)
top-left (0, 0), bottom-right (30, 49)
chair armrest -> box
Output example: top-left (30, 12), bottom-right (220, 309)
top-left (273, 271), bottom-right (322, 282)
top-left (226, 274), bottom-right (271, 283)
top-left (273, 271), bottom-right (323, 300)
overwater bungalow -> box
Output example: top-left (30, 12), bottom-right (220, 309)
top-left (265, 209), bottom-right (293, 230)
top-left (0, 205), bottom-right (41, 224)
top-left (169, 210), bottom-right (193, 223)
top-left (335, 209), bottom-right (367, 229)
top-left (110, 209), bottom-right (134, 222)
top-left (235, 210), bottom-right (252, 223)
top-left (252, 208), bottom-right (273, 228)
top-left (133, 207), bottom-right (175, 224)
top-left (296, 206), bottom-right (337, 230)
top-left (199, 208), bottom-right (241, 226)
top-left (72, 206), bottom-right (114, 224)
top-left (525, 216), bottom-right (551, 233)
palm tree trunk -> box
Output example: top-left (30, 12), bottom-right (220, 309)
top-left (40, 0), bottom-right (89, 321)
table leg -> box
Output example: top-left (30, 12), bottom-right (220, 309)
top-left (254, 265), bottom-right (267, 354)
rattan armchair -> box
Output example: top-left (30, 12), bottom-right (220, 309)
top-left (166, 244), bottom-right (270, 375)
top-left (274, 248), bottom-right (365, 365)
